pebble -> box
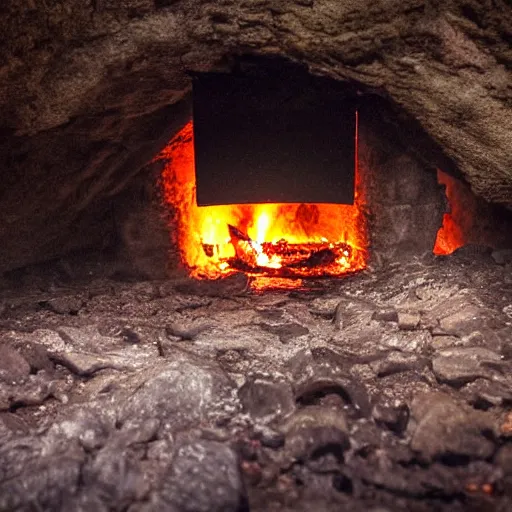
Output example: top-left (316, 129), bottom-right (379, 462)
top-left (397, 311), bottom-right (420, 330)
top-left (259, 322), bottom-right (309, 343)
top-left (372, 309), bottom-right (399, 322)
top-left (380, 330), bottom-right (431, 352)
top-left (371, 351), bottom-right (427, 377)
top-left (45, 296), bottom-right (85, 315)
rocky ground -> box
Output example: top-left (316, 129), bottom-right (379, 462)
top-left (1, 248), bottom-right (512, 512)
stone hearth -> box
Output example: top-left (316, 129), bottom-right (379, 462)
top-left (1, 250), bottom-right (512, 511)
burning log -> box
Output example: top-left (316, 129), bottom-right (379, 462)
top-left (226, 223), bottom-right (353, 276)
top-left (228, 224), bottom-right (260, 268)
top-left (290, 247), bottom-right (337, 268)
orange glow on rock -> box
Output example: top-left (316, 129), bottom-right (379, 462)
top-left (158, 120), bottom-right (368, 286)
top-left (434, 170), bottom-right (471, 255)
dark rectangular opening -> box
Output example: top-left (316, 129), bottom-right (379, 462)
top-left (192, 70), bottom-right (356, 206)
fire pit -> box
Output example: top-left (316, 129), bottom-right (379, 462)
top-left (159, 121), bottom-right (368, 287)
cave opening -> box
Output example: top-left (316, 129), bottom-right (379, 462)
top-left (152, 59), bottom-right (501, 289)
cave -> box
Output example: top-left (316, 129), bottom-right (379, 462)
top-left (1, 2), bottom-right (512, 511)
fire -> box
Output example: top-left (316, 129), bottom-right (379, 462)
top-left (434, 169), bottom-right (472, 255)
top-left (159, 121), bottom-right (368, 286)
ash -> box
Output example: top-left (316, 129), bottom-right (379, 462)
top-left (1, 248), bottom-right (512, 512)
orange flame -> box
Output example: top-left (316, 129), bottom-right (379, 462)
top-left (159, 120), bottom-right (368, 285)
top-left (434, 169), bottom-right (470, 255)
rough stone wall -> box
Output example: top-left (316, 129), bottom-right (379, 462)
top-left (114, 160), bottom-right (178, 280)
top-left (0, 0), bottom-right (511, 271)
top-left (357, 106), bottom-right (444, 263)
top-left (368, 153), bottom-right (444, 262)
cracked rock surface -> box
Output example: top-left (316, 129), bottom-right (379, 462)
top-left (0, 250), bottom-right (512, 510)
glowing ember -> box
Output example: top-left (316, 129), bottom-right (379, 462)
top-left (158, 121), bottom-right (368, 286)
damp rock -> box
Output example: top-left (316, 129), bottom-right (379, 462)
top-left (157, 440), bottom-right (246, 512)
top-left (372, 400), bottom-right (410, 434)
top-left (370, 351), bottom-right (428, 377)
top-left (0, 438), bottom-right (84, 511)
top-left (50, 351), bottom-right (131, 377)
top-left (438, 304), bottom-right (485, 337)
top-left (0, 344), bottom-right (31, 383)
top-left (410, 391), bottom-right (495, 461)
top-left (43, 295), bottom-right (85, 315)
top-left (238, 374), bottom-right (295, 421)
top-left (281, 405), bottom-right (348, 436)
top-left (463, 378), bottom-right (512, 408)
top-left (0, 375), bottom-right (52, 411)
top-left (288, 347), bottom-right (371, 417)
top-left (259, 322), bottom-right (309, 343)
top-left (380, 330), bottom-right (431, 353)
top-left (118, 360), bottom-right (234, 432)
top-left (14, 342), bottom-right (54, 374)
top-left (280, 406), bottom-right (349, 464)
top-left (397, 311), bottom-right (420, 330)
top-left (432, 346), bottom-right (503, 386)
top-left (372, 309), bottom-right (398, 322)
top-left (491, 249), bottom-right (512, 265)
top-left (253, 424), bottom-right (285, 449)
top-left (82, 445), bottom-right (149, 507)
top-left (495, 444), bottom-right (512, 475)
top-left (57, 325), bottom-right (117, 352)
